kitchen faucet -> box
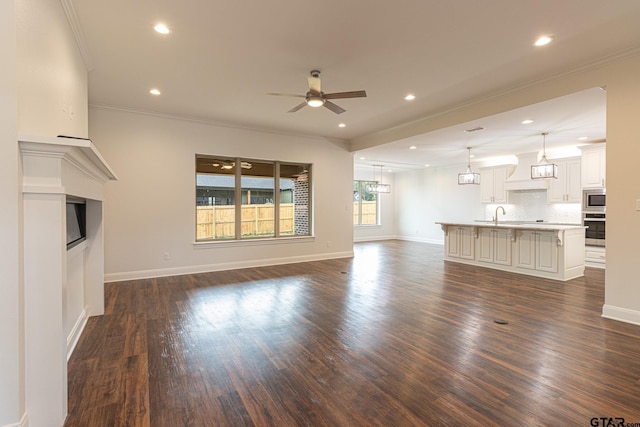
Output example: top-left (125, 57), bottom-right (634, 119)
top-left (494, 206), bottom-right (506, 226)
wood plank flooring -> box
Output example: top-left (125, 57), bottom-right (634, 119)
top-left (65, 241), bottom-right (640, 426)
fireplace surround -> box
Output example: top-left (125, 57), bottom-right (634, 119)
top-left (19, 135), bottom-right (116, 426)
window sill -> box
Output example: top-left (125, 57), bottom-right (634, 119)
top-left (354, 224), bottom-right (381, 228)
top-left (193, 235), bottom-right (315, 249)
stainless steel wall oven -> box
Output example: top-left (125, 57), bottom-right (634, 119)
top-left (583, 212), bottom-right (605, 247)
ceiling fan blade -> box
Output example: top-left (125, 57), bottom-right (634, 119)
top-left (308, 75), bottom-right (321, 94)
top-left (324, 90), bottom-right (367, 100)
top-left (288, 102), bottom-right (307, 113)
top-left (323, 100), bottom-right (345, 114)
top-left (267, 92), bottom-right (305, 98)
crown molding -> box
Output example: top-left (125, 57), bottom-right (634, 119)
top-left (88, 103), bottom-right (350, 148)
top-left (350, 47), bottom-right (640, 152)
top-left (59, 0), bottom-right (94, 71)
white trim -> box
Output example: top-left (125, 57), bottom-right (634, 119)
top-left (19, 135), bottom-right (118, 181)
top-left (66, 308), bottom-right (87, 361)
top-left (22, 185), bottom-right (66, 195)
top-left (353, 235), bottom-right (396, 243)
top-left (105, 251), bottom-right (354, 283)
top-left (193, 235), bottom-right (314, 248)
top-left (396, 235), bottom-right (445, 245)
top-left (59, 0), bottom-right (94, 70)
top-left (1, 412), bottom-right (29, 427)
top-left (89, 104), bottom-right (349, 148)
top-left (584, 262), bottom-right (605, 269)
top-left (602, 304), bottom-right (640, 327)
top-left (351, 46), bottom-right (640, 151)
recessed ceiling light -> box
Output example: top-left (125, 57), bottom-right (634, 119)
top-left (409, 145), bottom-right (417, 150)
top-left (578, 136), bottom-right (588, 141)
top-left (387, 169), bottom-right (392, 173)
top-left (425, 164), bottom-right (430, 167)
top-left (338, 123), bottom-right (346, 128)
top-left (534, 35), bottom-right (554, 47)
top-left (154, 23), bottom-right (171, 34)
top-left (521, 119), bottom-right (534, 124)
top-left (359, 157), bottom-right (366, 160)
top-left (404, 94), bottom-right (416, 101)
top-left (149, 88), bottom-right (161, 95)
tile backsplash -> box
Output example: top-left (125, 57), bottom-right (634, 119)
top-left (484, 190), bottom-right (582, 224)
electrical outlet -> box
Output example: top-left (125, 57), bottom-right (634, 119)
top-left (163, 252), bottom-right (170, 260)
top-left (326, 241), bottom-right (332, 247)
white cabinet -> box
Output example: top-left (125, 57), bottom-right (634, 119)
top-left (478, 228), bottom-right (512, 266)
top-left (446, 226), bottom-right (475, 260)
top-left (437, 222), bottom-right (585, 281)
top-left (585, 246), bottom-right (605, 268)
top-left (547, 157), bottom-right (581, 203)
top-left (515, 230), bottom-right (558, 273)
top-left (480, 166), bottom-right (514, 203)
top-left (580, 144), bottom-right (606, 188)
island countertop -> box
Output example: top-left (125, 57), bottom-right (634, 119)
top-left (436, 221), bottom-right (585, 231)
top-left (436, 221), bottom-right (586, 281)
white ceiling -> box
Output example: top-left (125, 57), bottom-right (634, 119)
top-left (71, 0), bottom-right (640, 169)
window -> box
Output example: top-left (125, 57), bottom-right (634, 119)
top-left (196, 155), bottom-right (311, 241)
top-left (353, 180), bottom-right (379, 225)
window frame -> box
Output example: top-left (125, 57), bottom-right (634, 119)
top-left (195, 154), bottom-right (313, 242)
top-left (353, 180), bottom-right (380, 226)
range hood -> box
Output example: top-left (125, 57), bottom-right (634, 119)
top-left (504, 152), bottom-right (549, 191)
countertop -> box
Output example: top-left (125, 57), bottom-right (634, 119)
top-left (436, 221), bottom-right (586, 231)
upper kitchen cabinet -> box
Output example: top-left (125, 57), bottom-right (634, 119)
top-left (580, 144), bottom-right (606, 188)
top-left (548, 157), bottom-right (581, 203)
top-left (480, 165), bottom-right (515, 203)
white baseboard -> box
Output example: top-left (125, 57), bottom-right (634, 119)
top-left (67, 309), bottom-right (87, 360)
top-left (105, 251), bottom-right (354, 283)
top-left (396, 235), bottom-right (444, 245)
top-left (353, 235), bottom-right (396, 242)
top-left (2, 412), bottom-right (29, 427)
top-left (602, 304), bottom-right (640, 326)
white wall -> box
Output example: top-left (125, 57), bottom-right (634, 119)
top-left (0, 0), bottom-right (21, 425)
top-left (8, 0), bottom-right (90, 425)
top-left (17, 0), bottom-right (88, 137)
top-left (603, 55), bottom-right (640, 325)
top-left (393, 165), bottom-right (582, 244)
top-left (353, 167), bottom-right (396, 241)
top-left (394, 165), bottom-right (484, 243)
top-left (90, 107), bottom-right (355, 281)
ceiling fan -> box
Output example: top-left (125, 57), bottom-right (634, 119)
top-left (211, 160), bottom-right (252, 170)
top-left (268, 70), bottom-right (367, 114)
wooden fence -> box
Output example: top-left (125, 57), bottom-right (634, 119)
top-left (197, 203), bottom-right (294, 240)
top-left (354, 201), bottom-right (377, 225)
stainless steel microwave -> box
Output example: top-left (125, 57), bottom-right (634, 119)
top-left (583, 189), bottom-right (606, 212)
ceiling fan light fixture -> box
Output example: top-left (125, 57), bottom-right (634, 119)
top-left (534, 35), bottom-right (554, 47)
top-left (306, 95), bottom-right (325, 108)
top-left (154, 23), bottom-right (171, 35)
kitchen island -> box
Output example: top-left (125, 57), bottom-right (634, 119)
top-left (436, 221), bottom-right (586, 281)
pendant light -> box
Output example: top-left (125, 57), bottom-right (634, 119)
top-left (366, 164), bottom-right (391, 193)
top-left (458, 147), bottom-right (480, 185)
top-left (531, 132), bottom-right (558, 179)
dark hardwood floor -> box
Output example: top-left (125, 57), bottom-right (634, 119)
top-left (65, 241), bottom-right (640, 426)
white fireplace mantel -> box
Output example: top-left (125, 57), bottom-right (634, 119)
top-left (19, 134), bottom-right (116, 427)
